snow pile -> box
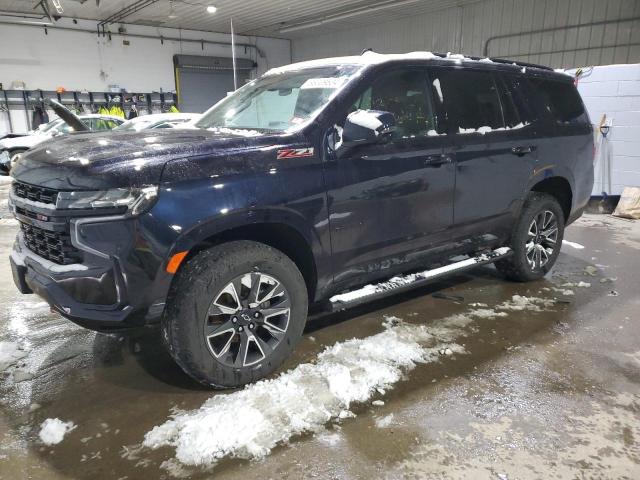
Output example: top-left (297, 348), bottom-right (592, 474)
top-left (0, 341), bottom-right (27, 372)
top-left (562, 281), bottom-right (591, 288)
top-left (347, 110), bottom-right (383, 132)
top-left (467, 308), bottom-right (508, 319)
top-left (142, 292), bottom-right (555, 468)
top-left (143, 315), bottom-right (470, 466)
top-left (458, 122), bottom-right (527, 135)
top-left (552, 287), bottom-right (575, 296)
top-left (562, 240), bottom-right (585, 250)
top-left (496, 295), bottom-right (556, 312)
top-left (375, 414), bottom-right (394, 428)
top-left (39, 418), bottom-right (76, 445)
top-left (0, 218), bottom-right (18, 226)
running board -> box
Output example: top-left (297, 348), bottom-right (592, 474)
top-left (329, 247), bottom-right (512, 311)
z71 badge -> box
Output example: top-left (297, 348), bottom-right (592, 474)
top-left (277, 147), bottom-right (314, 160)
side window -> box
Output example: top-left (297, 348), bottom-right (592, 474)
top-left (350, 69), bottom-right (436, 139)
top-left (529, 78), bottom-right (588, 126)
top-left (502, 75), bottom-right (540, 126)
top-left (495, 75), bottom-right (522, 128)
top-left (92, 119), bottom-right (118, 131)
top-left (430, 68), bottom-right (505, 133)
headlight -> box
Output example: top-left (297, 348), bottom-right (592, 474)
top-left (56, 186), bottom-right (158, 215)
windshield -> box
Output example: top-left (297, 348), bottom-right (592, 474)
top-left (116, 119), bottom-right (155, 132)
top-left (195, 65), bottom-right (361, 133)
top-left (36, 119), bottom-right (65, 135)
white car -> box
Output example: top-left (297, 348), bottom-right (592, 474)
top-left (115, 113), bottom-right (201, 132)
top-left (0, 113), bottom-right (124, 173)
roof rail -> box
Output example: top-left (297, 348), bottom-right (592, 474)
top-left (430, 52), bottom-right (554, 71)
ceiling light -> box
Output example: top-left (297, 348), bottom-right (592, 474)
top-left (206, 5), bottom-right (217, 14)
top-left (51, 0), bottom-right (64, 14)
top-left (168, 1), bottom-right (177, 19)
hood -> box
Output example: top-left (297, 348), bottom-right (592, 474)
top-left (0, 134), bottom-right (44, 150)
top-left (47, 99), bottom-right (89, 132)
top-left (10, 128), bottom-right (291, 190)
top-left (0, 133), bottom-right (28, 141)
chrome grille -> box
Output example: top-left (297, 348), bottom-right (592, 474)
top-left (19, 222), bottom-right (81, 265)
top-left (13, 181), bottom-right (58, 205)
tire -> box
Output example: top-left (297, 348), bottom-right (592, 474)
top-left (162, 240), bottom-right (308, 388)
top-left (495, 192), bottom-right (565, 282)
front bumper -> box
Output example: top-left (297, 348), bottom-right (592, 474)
top-left (11, 234), bottom-right (139, 330)
top-left (9, 193), bottom-right (175, 331)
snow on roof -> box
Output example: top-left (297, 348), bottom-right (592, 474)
top-left (266, 51), bottom-right (496, 75)
top-left (266, 51), bottom-right (564, 78)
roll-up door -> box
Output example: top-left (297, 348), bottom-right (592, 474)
top-left (173, 55), bottom-right (256, 113)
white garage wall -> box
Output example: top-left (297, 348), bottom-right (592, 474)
top-left (291, 0), bottom-right (640, 69)
top-left (570, 64), bottom-right (640, 196)
top-left (0, 18), bottom-right (290, 134)
top-left (0, 18), bottom-right (290, 93)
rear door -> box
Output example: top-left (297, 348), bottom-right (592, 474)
top-left (325, 66), bottom-right (454, 288)
top-left (429, 67), bottom-right (538, 238)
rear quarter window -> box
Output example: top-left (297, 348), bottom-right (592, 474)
top-left (529, 78), bottom-right (588, 126)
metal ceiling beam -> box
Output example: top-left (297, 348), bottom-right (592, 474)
top-left (97, 0), bottom-right (160, 28)
top-left (34, 0), bottom-right (53, 22)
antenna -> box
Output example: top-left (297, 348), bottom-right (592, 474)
top-left (231, 18), bottom-right (238, 90)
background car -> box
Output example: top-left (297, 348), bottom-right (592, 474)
top-left (0, 109), bottom-right (123, 174)
top-left (115, 113), bottom-right (201, 132)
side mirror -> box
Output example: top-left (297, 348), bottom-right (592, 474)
top-left (342, 110), bottom-right (396, 147)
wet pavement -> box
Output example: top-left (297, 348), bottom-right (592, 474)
top-left (0, 176), bottom-right (638, 479)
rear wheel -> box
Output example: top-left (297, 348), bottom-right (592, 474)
top-left (162, 240), bottom-right (308, 388)
top-left (495, 192), bottom-right (565, 282)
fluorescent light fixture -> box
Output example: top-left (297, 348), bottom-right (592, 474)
top-left (168, 0), bottom-right (177, 19)
top-left (51, 0), bottom-right (64, 14)
top-left (206, 5), bottom-right (217, 14)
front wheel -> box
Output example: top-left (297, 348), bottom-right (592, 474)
top-left (495, 192), bottom-right (565, 282)
top-left (162, 240), bottom-right (308, 388)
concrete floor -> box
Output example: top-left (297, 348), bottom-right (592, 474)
top-left (0, 178), bottom-right (638, 480)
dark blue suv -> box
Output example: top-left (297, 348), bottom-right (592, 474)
top-left (9, 52), bottom-right (594, 387)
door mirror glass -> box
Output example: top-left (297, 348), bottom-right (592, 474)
top-left (342, 109), bottom-right (396, 147)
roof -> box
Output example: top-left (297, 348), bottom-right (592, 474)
top-left (78, 114), bottom-right (124, 121)
top-left (266, 50), bottom-right (563, 76)
top-left (122, 113), bottom-right (199, 124)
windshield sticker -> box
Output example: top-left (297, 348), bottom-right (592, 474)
top-left (300, 77), bottom-right (347, 89)
top-left (277, 147), bottom-right (314, 159)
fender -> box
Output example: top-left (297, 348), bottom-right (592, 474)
top-left (527, 164), bottom-right (575, 197)
top-left (171, 206), bottom-right (325, 261)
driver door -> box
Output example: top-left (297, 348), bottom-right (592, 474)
top-left (323, 66), bottom-right (455, 288)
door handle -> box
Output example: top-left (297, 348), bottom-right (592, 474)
top-left (424, 154), bottom-right (453, 167)
top-left (511, 145), bottom-right (535, 156)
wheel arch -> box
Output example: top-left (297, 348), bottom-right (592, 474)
top-left (169, 213), bottom-right (320, 302)
top-left (530, 175), bottom-right (573, 223)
